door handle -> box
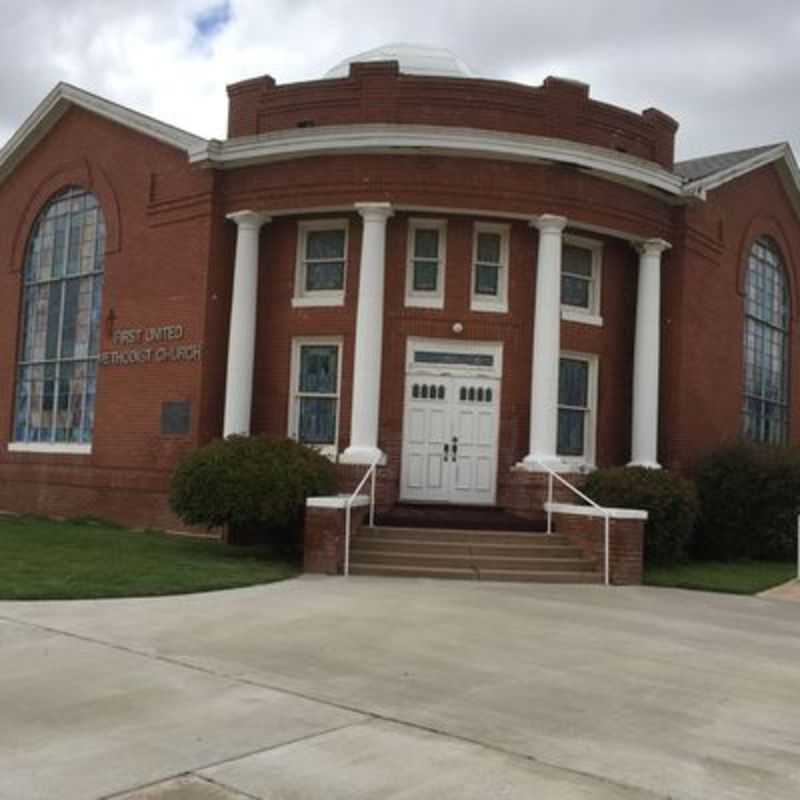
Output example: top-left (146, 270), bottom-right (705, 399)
top-left (451, 441), bottom-right (458, 461)
top-left (443, 443), bottom-right (450, 460)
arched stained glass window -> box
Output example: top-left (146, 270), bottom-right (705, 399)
top-left (13, 187), bottom-right (105, 445)
top-left (743, 238), bottom-right (789, 445)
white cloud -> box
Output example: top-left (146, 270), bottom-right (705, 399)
top-left (1, 0), bottom-right (799, 160)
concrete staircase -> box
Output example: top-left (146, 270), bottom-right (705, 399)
top-left (349, 525), bottom-right (602, 583)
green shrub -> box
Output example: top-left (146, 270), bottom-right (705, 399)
top-left (169, 436), bottom-right (336, 547)
top-left (694, 442), bottom-right (800, 561)
top-left (584, 467), bottom-right (698, 566)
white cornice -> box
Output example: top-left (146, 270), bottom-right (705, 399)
top-left (189, 124), bottom-right (685, 197)
top-left (0, 83), bottom-right (207, 186)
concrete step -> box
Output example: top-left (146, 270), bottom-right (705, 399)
top-left (349, 563), bottom-right (602, 583)
top-left (352, 538), bottom-right (584, 559)
top-left (349, 549), bottom-right (597, 572)
top-left (362, 526), bottom-right (572, 546)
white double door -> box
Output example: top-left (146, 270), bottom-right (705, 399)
top-left (401, 374), bottom-right (500, 505)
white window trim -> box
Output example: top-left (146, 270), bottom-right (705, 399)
top-left (470, 222), bottom-right (509, 313)
top-left (557, 351), bottom-right (599, 470)
top-left (7, 442), bottom-right (92, 455)
top-left (287, 336), bottom-right (343, 459)
top-left (561, 233), bottom-right (604, 326)
top-left (292, 219), bottom-right (348, 308)
top-left (405, 218), bottom-right (447, 309)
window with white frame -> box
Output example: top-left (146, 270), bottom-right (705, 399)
top-left (556, 353), bottom-right (597, 464)
top-left (406, 220), bottom-right (446, 308)
top-left (471, 223), bottom-right (509, 312)
top-left (12, 187), bottom-right (105, 450)
top-left (293, 221), bottom-right (347, 306)
top-left (289, 339), bottom-right (341, 453)
top-left (561, 235), bottom-right (603, 325)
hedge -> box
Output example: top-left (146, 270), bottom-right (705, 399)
top-left (170, 436), bottom-right (336, 547)
top-left (584, 466), bottom-right (698, 566)
top-left (693, 442), bottom-right (800, 561)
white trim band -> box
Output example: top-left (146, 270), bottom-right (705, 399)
top-left (190, 124), bottom-right (685, 197)
top-left (7, 442), bottom-right (92, 455)
top-left (307, 494), bottom-right (370, 509)
top-left (545, 501), bottom-right (648, 521)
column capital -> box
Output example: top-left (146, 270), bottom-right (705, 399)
top-left (355, 202), bottom-right (393, 222)
top-left (637, 238), bottom-right (671, 257)
top-left (226, 210), bottom-right (271, 230)
top-left (531, 214), bottom-right (568, 234)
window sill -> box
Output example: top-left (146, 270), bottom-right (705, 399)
top-left (561, 309), bottom-right (604, 327)
top-left (555, 458), bottom-right (595, 474)
top-left (292, 295), bottom-right (344, 308)
top-left (405, 295), bottom-right (445, 310)
top-left (7, 442), bottom-right (92, 455)
top-left (470, 299), bottom-right (508, 314)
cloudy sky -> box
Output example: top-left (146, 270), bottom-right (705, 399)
top-left (1, 0), bottom-right (798, 162)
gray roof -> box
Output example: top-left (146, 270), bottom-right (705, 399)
top-left (674, 144), bottom-right (783, 181)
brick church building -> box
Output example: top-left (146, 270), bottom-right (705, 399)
top-left (1, 44), bottom-right (798, 579)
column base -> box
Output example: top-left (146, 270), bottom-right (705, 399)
top-left (627, 460), bottom-right (662, 470)
top-left (517, 454), bottom-right (571, 473)
top-left (339, 446), bottom-right (387, 466)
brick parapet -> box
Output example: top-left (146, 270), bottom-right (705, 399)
top-left (226, 64), bottom-right (677, 169)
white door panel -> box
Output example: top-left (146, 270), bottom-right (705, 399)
top-left (401, 370), bottom-right (500, 505)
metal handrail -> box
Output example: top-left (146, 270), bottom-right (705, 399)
top-left (533, 459), bottom-right (611, 586)
top-left (344, 455), bottom-right (380, 576)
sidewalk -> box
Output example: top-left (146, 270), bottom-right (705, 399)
top-left (759, 578), bottom-right (800, 602)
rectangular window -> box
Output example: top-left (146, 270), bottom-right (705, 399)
top-left (471, 223), bottom-right (509, 312)
top-left (406, 220), bottom-right (446, 308)
top-left (556, 354), bottom-right (597, 464)
top-left (289, 339), bottom-right (341, 454)
top-left (294, 221), bottom-right (347, 307)
top-left (560, 235), bottom-right (603, 326)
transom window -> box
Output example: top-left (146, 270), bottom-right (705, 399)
top-left (290, 340), bottom-right (341, 453)
top-left (13, 187), bottom-right (105, 448)
top-left (471, 223), bottom-right (509, 312)
top-left (406, 220), bottom-right (446, 308)
top-left (294, 221), bottom-right (347, 306)
top-left (560, 235), bottom-right (603, 325)
top-left (743, 238), bottom-right (789, 445)
top-left (556, 354), bottom-right (597, 464)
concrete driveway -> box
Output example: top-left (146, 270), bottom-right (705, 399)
top-left (1, 577), bottom-right (799, 800)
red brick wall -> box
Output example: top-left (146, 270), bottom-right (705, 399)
top-left (0, 107), bottom-right (217, 528)
top-left (246, 210), bottom-right (639, 503)
top-left (3, 90), bottom-right (797, 530)
top-left (661, 162), bottom-right (800, 469)
top-left (227, 63), bottom-right (677, 169)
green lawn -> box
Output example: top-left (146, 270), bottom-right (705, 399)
top-left (0, 515), bottom-right (298, 600)
top-left (645, 560), bottom-right (796, 595)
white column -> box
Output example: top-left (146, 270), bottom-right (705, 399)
top-left (522, 214), bottom-right (568, 471)
top-left (629, 238), bottom-right (670, 469)
top-left (341, 202), bottom-right (393, 465)
top-left (223, 211), bottom-right (270, 437)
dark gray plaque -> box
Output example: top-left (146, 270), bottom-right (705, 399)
top-left (161, 401), bottom-right (191, 435)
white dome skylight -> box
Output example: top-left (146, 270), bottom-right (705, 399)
top-left (325, 43), bottom-right (475, 80)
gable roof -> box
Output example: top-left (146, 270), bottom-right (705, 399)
top-left (674, 144), bottom-right (783, 181)
top-left (676, 142), bottom-right (800, 205)
top-left (0, 82), bottom-right (207, 185)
